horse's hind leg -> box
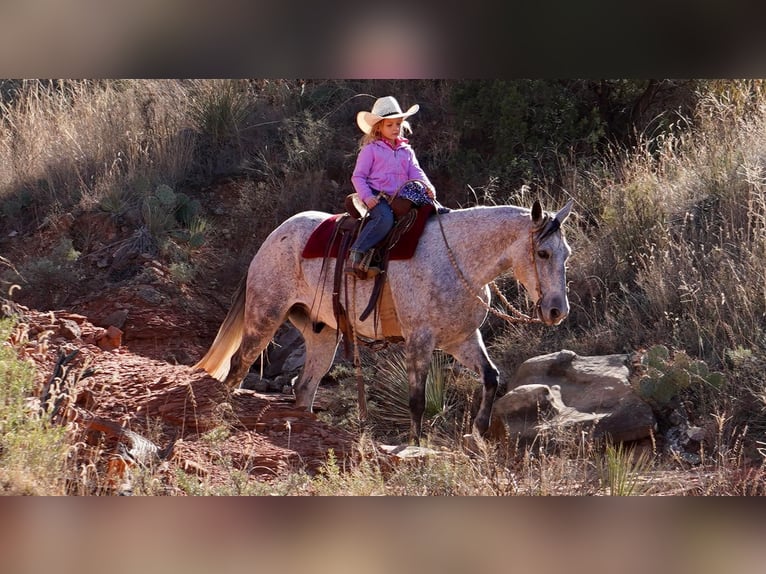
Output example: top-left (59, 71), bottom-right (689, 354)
top-left (290, 323), bottom-right (340, 411)
top-left (225, 335), bottom-right (270, 389)
top-left (224, 305), bottom-right (287, 389)
top-left (444, 330), bottom-right (500, 437)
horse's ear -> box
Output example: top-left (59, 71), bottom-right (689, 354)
top-left (555, 198), bottom-right (575, 225)
top-left (531, 200), bottom-right (543, 224)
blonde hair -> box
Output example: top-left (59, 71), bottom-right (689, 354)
top-left (359, 119), bottom-right (412, 148)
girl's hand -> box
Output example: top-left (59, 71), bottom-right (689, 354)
top-left (365, 196), bottom-right (379, 209)
top-left (427, 187), bottom-right (436, 199)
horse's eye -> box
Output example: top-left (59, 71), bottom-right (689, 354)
top-left (537, 249), bottom-right (550, 259)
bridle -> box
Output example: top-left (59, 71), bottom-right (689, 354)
top-left (526, 213), bottom-right (561, 317)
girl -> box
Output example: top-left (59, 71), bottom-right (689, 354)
top-left (346, 95), bottom-right (438, 276)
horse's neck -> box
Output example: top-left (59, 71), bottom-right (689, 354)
top-left (437, 206), bottom-right (530, 286)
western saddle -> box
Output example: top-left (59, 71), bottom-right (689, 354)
top-left (326, 193), bottom-right (420, 354)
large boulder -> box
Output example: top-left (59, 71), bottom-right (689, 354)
top-left (491, 350), bottom-right (656, 443)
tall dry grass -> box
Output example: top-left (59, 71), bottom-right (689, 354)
top-left (566, 82), bottom-right (766, 353)
top-left (535, 81), bottom-right (766, 440)
top-left (0, 80), bottom-right (196, 221)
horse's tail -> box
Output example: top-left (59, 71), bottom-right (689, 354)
top-left (192, 279), bottom-right (246, 381)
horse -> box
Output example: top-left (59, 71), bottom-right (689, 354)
top-left (193, 198), bottom-right (574, 445)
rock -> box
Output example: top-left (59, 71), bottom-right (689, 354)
top-left (281, 346), bottom-right (307, 375)
top-left (267, 378), bottom-right (284, 392)
top-left (101, 309), bottom-right (129, 329)
top-left (263, 374), bottom-right (293, 393)
top-left (57, 318), bottom-right (82, 340)
top-left (166, 348), bottom-right (193, 365)
top-left (663, 406), bottom-right (707, 464)
top-left (96, 325), bottom-right (123, 351)
top-left (490, 383), bottom-right (609, 442)
top-left (492, 350), bottom-right (656, 443)
top-left (687, 426), bottom-right (706, 442)
top-left (136, 285), bottom-right (163, 305)
top-left (493, 383), bottom-right (557, 415)
top-left (241, 373), bottom-right (270, 392)
top-left (378, 444), bottom-right (440, 459)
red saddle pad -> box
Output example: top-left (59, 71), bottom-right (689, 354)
top-left (301, 204), bottom-right (435, 260)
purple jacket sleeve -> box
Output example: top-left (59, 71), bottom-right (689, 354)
top-left (350, 144), bottom-right (375, 201)
top-left (407, 149), bottom-right (435, 195)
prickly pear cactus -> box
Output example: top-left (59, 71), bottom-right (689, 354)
top-left (143, 184), bottom-right (207, 249)
top-left (174, 192), bottom-right (201, 226)
top-left (155, 184), bottom-right (177, 207)
top-left (637, 344), bottom-right (725, 407)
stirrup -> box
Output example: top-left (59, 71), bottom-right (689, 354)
top-left (345, 249), bottom-right (377, 279)
top-left (345, 250), bottom-right (366, 278)
top-left (359, 249), bottom-right (380, 276)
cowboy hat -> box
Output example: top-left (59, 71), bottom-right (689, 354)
top-left (356, 96), bottom-right (420, 134)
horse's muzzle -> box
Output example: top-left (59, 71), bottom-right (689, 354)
top-left (538, 296), bottom-right (569, 326)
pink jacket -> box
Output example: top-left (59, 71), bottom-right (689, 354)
top-left (351, 138), bottom-right (434, 202)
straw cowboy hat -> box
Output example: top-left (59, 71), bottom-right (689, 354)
top-left (356, 96), bottom-right (420, 134)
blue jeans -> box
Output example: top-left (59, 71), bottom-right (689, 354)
top-left (351, 199), bottom-right (394, 252)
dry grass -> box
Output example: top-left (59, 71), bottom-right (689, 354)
top-left (0, 81), bottom-right (196, 218)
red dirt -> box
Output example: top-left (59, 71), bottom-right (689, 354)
top-left (8, 298), bottom-right (356, 493)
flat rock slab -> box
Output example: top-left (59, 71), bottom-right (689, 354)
top-left (378, 444), bottom-right (441, 459)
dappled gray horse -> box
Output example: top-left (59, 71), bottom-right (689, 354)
top-left (194, 199), bottom-right (574, 444)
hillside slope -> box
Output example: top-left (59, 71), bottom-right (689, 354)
top-left (3, 177), bottom-right (358, 494)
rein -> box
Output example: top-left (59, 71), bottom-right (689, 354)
top-left (434, 208), bottom-right (543, 325)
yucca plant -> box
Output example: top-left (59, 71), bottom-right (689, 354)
top-left (596, 442), bottom-right (654, 496)
top-left (365, 347), bottom-right (457, 440)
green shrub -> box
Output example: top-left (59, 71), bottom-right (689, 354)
top-left (597, 442), bottom-right (653, 496)
top-left (0, 319), bottom-right (70, 494)
top-left (447, 80), bottom-right (688, 191)
top-left (5, 238), bottom-right (81, 308)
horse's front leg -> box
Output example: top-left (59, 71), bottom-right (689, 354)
top-left (444, 330), bottom-right (500, 437)
top-left (405, 330), bottom-right (435, 446)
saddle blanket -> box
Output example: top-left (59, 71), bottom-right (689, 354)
top-left (301, 204), bottom-right (434, 260)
